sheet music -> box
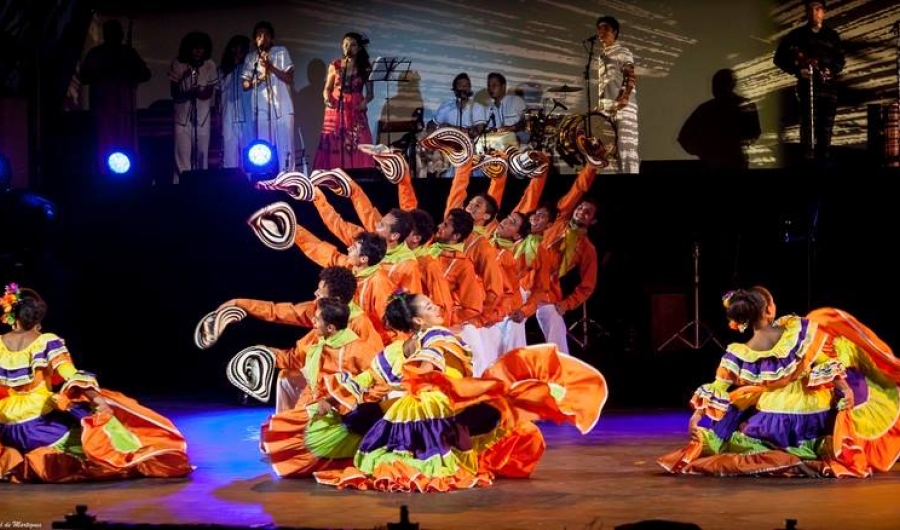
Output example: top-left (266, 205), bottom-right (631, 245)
top-left (368, 56), bottom-right (411, 83)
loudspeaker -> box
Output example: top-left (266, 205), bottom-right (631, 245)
top-left (650, 293), bottom-right (686, 351)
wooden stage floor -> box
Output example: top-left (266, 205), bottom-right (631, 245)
top-left (2, 400), bottom-right (899, 530)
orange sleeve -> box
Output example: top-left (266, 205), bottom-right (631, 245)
top-left (557, 164), bottom-right (596, 221)
top-left (521, 247), bottom-right (551, 318)
top-left (444, 160), bottom-right (473, 219)
top-left (513, 169), bottom-right (548, 214)
top-left (558, 239), bottom-right (598, 312)
top-left (420, 256), bottom-right (455, 327)
top-left (234, 299), bottom-right (315, 327)
top-left (468, 238), bottom-right (503, 323)
top-left (349, 179), bottom-right (382, 233)
top-left (450, 257), bottom-right (485, 326)
top-left (486, 171), bottom-right (507, 210)
top-left (359, 271), bottom-right (395, 345)
top-left (294, 223), bottom-right (350, 268)
top-left (389, 259), bottom-right (423, 295)
top-left (398, 168), bottom-right (418, 210)
top-left (312, 188), bottom-right (363, 248)
top-left (275, 331), bottom-right (315, 371)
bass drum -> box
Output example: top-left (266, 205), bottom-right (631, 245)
top-left (556, 111), bottom-right (618, 169)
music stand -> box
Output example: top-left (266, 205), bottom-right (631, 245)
top-left (369, 57), bottom-right (411, 145)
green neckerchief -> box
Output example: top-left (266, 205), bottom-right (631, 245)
top-left (559, 224), bottom-right (587, 276)
top-left (515, 233), bottom-right (543, 267)
top-left (490, 232), bottom-right (516, 251)
top-left (302, 327), bottom-right (359, 391)
top-left (472, 225), bottom-right (488, 237)
top-left (426, 242), bottom-right (465, 259)
top-left (411, 245), bottom-right (429, 258)
top-left (354, 263), bottom-right (382, 279)
top-left (348, 300), bottom-right (363, 319)
top-left (382, 242), bottom-right (416, 265)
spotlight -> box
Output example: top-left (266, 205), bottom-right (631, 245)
top-left (105, 150), bottom-right (134, 176)
top-left (243, 139), bottom-right (278, 180)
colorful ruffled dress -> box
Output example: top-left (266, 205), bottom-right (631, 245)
top-left (658, 310), bottom-right (900, 477)
top-left (259, 328), bottom-right (383, 478)
top-left (315, 327), bottom-right (608, 492)
top-left (312, 59), bottom-right (374, 170)
top-left (0, 333), bottom-right (192, 483)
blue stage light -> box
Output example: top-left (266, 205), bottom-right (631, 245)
top-left (106, 151), bottom-right (133, 175)
top-left (243, 139), bottom-right (278, 179)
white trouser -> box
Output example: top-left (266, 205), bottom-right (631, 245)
top-left (460, 323), bottom-right (486, 376)
top-left (477, 323), bottom-right (502, 376)
top-left (275, 369), bottom-right (306, 413)
top-left (222, 120), bottom-right (246, 168)
top-left (536, 303), bottom-right (569, 354)
top-left (174, 122), bottom-right (211, 176)
top-left (497, 317), bottom-right (527, 355)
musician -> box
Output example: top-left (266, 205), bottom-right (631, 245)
top-left (773, 0), bottom-right (844, 164)
top-left (241, 21), bottom-right (296, 172)
top-left (474, 72), bottom-right (527, 146)
top-left (432, 72), bottom-right (482, 138)
top-left (595, 15), bottom-right (639, 174)
top-left (168, 31), bottom-right (217, 183)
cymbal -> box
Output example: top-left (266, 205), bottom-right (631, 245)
top-left (546, 85), bottom-right (583, 93)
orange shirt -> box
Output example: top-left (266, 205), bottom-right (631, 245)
top-left (234, 298), bottom-right (384, 354)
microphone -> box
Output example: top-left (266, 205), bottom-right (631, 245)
top-left (552, 98), bottom-right (568, 111)
top-left (584, 35), bottom-right (598, 43)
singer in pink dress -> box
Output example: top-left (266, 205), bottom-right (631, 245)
top-left (312, 32), bottom-right (375, 171)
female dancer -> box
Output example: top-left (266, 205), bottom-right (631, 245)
top-left (0, 284), bottom-right (192, 482)
top-left (315, 291), bottom-right (608, 492)
top-left (659, 286), bottom-right (900, 477)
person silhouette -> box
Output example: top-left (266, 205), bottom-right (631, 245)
top-left (79, 19), bottom-right (151, 171)
top-left (677, 68), bottom-right (761, 171)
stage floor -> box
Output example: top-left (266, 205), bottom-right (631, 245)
top-left (2, 400), bottom-right (899, 530)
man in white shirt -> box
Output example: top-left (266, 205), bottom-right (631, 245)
top-left (241, 21), bottom-right (296, 172)
top-left (432, 72), bottom-right (482, 138)
top-left (473, 72), bottom-right (527, 152)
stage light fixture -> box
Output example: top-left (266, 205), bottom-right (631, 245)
top-left (106, 150), bottom-right (134, 175)
top-left (243, 139), bottom-right (278, 180)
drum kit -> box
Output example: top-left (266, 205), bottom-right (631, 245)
top-left (415, 83), bottom-right (619, 176)
top-left (524, 84), bottom-right (618, 169)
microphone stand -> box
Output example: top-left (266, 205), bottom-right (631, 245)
top-left (337, 55), bottom-right (348, 168)
top-left (190, 65), bottom-right (199, 170)
top-left (261, 49), bottom-right (277, 168)
top-left (477, 108), bottom-right (497, 155)
top-left (584, 37), bottom-right (597, 132)
top-left (252, 48), bottom-right (261, 145)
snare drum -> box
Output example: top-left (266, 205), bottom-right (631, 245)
top-left (475, 131), bottom-right (519, 155)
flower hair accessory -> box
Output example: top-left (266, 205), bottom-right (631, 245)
top-left (728, 319), bottom-right (748, 333)
top-left (722, 290), bottom-right (736, 309)
top-left (1, 283), bottom-right (21, 326)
